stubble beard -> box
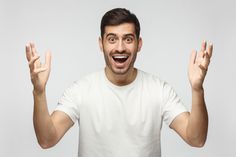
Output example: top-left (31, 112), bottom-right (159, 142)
top-left (103, 50), bottom-right (137, 76)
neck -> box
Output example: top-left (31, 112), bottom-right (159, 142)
top-left (105, 67), bottom-right (137, 86)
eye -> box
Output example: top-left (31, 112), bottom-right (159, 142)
top-left (108, 37), bottom-right (116, 44)
top-left (125, 37), bottom-right (133, 43)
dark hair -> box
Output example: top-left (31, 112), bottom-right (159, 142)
top-left (100, 8), bottom-right (140, 39)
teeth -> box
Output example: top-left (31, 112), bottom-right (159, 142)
top-left (113, 55), bottom-right (128, 59)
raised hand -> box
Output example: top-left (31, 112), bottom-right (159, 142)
top-left (188, 41), bottom-right (213, 91)
top-left (26, 42), bottom-right (51, 94)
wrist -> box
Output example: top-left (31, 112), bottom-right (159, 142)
top-left (33, 88), bottom-right (46, 96)
top-left (191, 86), bottom-right (204, 93)
top-left (190, 82), bottom-right (204, 92)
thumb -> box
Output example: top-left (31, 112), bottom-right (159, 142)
top-left (189, 50), bottom-right (197, 66)
top-left (45, 51), bottom-right (52, 68)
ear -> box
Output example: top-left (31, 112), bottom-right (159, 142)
top-left (137, 37), bottom-right (143, 52)
top-left (99, 37), bottom-right (103, 52)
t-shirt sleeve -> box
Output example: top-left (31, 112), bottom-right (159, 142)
top-left (161, 81), bottom-right (188, 126)
top-left (55, 81), bottom-right (81, 123)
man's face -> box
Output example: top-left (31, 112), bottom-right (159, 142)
top-left (99, 23), bottom-right (142, 75)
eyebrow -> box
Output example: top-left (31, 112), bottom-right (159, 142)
top-left (105, 33), bottom-right (116, 38)
top-left (123, 34), bottom-right (135, 38)
top-left (105, 33), bottom-right (135, 38)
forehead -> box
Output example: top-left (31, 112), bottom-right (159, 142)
top-left (104, 23), bottom-right (136, 36)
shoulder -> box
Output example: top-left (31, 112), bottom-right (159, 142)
top-left (61, 70), bottom-right (103, 97)
top-left (138, 69), bottom-right (165, 87)
top-left (138, 69), bottom-right (175, 95)
top-left (72, 70), bottom-right (103, 89)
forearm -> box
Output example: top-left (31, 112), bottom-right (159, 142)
top-left (33, 90), bottom-right (57, 148)
top-left (186, 88), bottom-right (208, 147)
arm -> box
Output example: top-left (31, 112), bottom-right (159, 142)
top-left (170, 41), bottom-right (213, 147)
top-left (26, 43), bottom-right (74, 149)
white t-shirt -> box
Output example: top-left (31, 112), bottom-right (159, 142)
top-left (55, 69), bottom-right (188, 157)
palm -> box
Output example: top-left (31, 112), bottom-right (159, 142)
top-left (188, 41), bottom-right (213, 90)
top-left (31, 61), bottom-right (50, 91)
top-left (26, 43), bottom-right (51, 93)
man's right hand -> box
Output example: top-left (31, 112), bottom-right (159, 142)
top-left (26, 42), bottom-right (51, 94)
top-left (25, 43), bottom-right (74, 149)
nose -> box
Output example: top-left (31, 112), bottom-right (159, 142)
top-left (116, 39), bottom-right (125, 53)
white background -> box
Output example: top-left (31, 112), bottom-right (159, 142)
top-left (0, 0), bottom-right (235, 156)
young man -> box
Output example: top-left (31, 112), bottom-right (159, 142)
top-left (26, 8), bottom-right (212, 157)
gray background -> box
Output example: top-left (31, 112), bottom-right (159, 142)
top-left (0, 0), bottom-right (235, 156)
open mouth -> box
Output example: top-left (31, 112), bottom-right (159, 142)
top-left (112, 55), bottom-right (129, 63)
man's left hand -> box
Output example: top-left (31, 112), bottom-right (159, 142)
top-left (188, 41), bottom-right (213, 91)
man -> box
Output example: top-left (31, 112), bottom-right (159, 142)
top-left (26, 8), bottom-right (212, 157)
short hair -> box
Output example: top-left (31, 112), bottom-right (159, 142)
top-left (100, 8), bottom-right (140, 39)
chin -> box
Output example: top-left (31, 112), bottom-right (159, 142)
top-left (111, 66), bottom-right (132, 75)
